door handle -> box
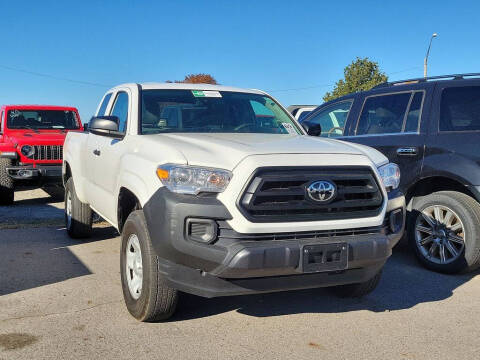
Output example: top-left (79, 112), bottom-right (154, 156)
top-left (396, 147), bottom-right (417, 156)
top-left (93, 149), bottom-right (101, 156)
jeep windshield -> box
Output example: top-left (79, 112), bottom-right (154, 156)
top-left (140, 89), bottom-right (302, 135)
top-left (7, 109), bottom-right (80, 130)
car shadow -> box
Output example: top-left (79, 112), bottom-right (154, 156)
top-left (0, 226), bottom-right (117, 296)
top-left (172, 243), bottom-right (479, 321)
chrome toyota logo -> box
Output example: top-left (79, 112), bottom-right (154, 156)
top-left (307, 180), bottom-right (336, 202)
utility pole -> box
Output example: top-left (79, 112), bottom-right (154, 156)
top-left (424, 33), bottom-right (438, 78)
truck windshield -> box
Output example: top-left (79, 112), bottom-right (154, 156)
top-left (7, 109), bottom-right (80, 130)
top-left (140, 90), bottom-right (302, 135)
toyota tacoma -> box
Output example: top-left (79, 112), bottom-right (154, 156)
top-left (63, 83), bottom-right (405, 321)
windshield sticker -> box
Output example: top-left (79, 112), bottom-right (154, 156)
top-left (192, 90), bottom-right (222, 98)
top-left (281, 122), bottom-right (297, 134)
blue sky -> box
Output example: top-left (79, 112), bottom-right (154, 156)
top-left (0, 0), bottom-right (478, 122)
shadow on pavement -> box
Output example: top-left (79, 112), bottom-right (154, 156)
top-left (174, 244), bottom-right (479, 321)
top-left (0, 227), bottom-right (116, 296)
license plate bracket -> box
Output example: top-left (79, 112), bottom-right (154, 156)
top-left (301, 243), bottom-right (348, 273)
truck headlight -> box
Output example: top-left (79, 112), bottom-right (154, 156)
top-left (377, 163), bottom-right (400, 191)
top-left (156, 164), bottom-right (232, 195)
top-left (21, 145), bottom-right (35, 158)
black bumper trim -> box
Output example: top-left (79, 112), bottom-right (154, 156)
top-left (7, 165), bottom-right (62, 180)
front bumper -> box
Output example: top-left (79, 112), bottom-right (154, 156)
top-left (143, 188), bottom-right (406, 298)
top-left (6, 165), bottom-right (62, 181)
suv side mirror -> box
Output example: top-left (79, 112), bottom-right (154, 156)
top-left (301, 121), bottom-right (322, 136)
top-left (89, 116), bottom-right (124, 139)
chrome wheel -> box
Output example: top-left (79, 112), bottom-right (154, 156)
top-left (125, 234), bottom-right (143, 299)
top-left (66, 190), bottom-right (72, 229)
top-left (415, 205), bottom-right (465, 265)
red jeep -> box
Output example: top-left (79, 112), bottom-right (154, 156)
top-left (0, 105), bottom-right (83, 205)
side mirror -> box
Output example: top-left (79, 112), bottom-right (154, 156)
top-left (301, 121), bottom-right (322, 136)
top-left (89, 116), bottom-right (124, 139)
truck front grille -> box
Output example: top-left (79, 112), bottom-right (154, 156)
top-left (238, 166), bottom-right (384, 223)
top-left (32, 145), bottom-right (63, 161)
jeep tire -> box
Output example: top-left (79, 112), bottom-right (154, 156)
top-left (120, 210), bottom-right (178, 322)
top-left (0, 158), bottom-right (14, 205)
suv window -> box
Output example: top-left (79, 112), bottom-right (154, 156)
top-left (111, 92), bottom-right (129, 133)
top-left (306, 100), bottom-right (352, 137)
top-left (97, 93), bottom-right (112, 116)
top-left (404, 92), bottom-right (424, 133)
top-left (357, 93), bottom-right (412, 135)
top-left (440, 86), bottom-right (480, 132)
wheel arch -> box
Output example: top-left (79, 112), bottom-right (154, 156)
top-left (117, 186), bottom-right (142, 233)
top-left (406, 175), bottom-right (478, 211)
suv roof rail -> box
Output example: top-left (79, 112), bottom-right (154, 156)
top-left (373, 72), bottom-right (480, 89)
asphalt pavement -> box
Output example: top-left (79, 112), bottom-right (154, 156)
top-left (0, 189), bottom-right (479, 360)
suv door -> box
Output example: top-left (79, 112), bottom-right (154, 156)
top-left (340, 87), bottom-right (433, 194)
top-left (426, 82), bottom-right (480, 187)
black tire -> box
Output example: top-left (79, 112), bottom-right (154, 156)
top-left (332, 270), bottom-right (382, 298)
top-left (408, 191), bottom-right (480, 274)
top-left (120, 210), bottom-right (178, 322)
top-left (65, 178), bottom-right (92, 239)
top-left (0, 158), bottom-right (14, 205)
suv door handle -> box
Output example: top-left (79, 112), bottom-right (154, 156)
top-left (93, 149), bottom-right (101, 156)
top-left (396, 147), bottom-right (417, 156)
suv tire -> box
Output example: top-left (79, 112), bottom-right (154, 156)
top-left (120, 210), bottom-right (178, 322)
top-left (0, 158), bottom-right (14, 205)
top-left (408, 191), bottom-right (480, 274)
top-left (65, 177), bottom-right (92, 238)
top-left (331, 270), bottom-right (382, 298)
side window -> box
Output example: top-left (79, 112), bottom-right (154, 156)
top-left (0, 111), bottom-right (4, 133)
top-left (307, 101), bottom-right (352, 137)
top-left (97, 93), bottom-right (112, 116)
top-left (440, 86), bottom-right (480, 132)
top-left (110, 92), bottom-right (129, 133)
top-left (356, 93), bottom-right (411, 135)
top-left (404, 92), bottom-right (424, 132)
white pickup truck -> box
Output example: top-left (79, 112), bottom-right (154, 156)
top-left (63, 83), bottom-right (405, 321)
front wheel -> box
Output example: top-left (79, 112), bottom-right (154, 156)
top-left (331, 270), bottom-right (382, 298)
top-left (408, 191), bottom-right (480, 274)
top-left (120, 210), bottom-right (178, 322)
top-left (0, 158), bottom-right (14, 205)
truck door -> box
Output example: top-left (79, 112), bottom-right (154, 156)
top-left (340, 87), bottom-right (432, 195)
top-left (91, 90), bottom-right (130, 223)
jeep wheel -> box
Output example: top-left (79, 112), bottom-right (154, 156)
top-left (408, 191), bottom-right (480, 274)
top-left (65, 178), bottom-right (92, 238)
top-left (331, 270), bottom-right (382, 298)
top-left (120, 210), bottom-right (178, 322)
top-left (0, 158), bottom-right (14, 205)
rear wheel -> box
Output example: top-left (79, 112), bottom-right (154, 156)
top-left (65, 178), bottom-right (92, 238)
top-left (332, 270), bottom-right (382, 298)
top-left (408, 191), bottom-right (480, 274)
top-left (120, 210), bottom-right (178, 322)
top-left (0, 158), bottom-right (14, 205)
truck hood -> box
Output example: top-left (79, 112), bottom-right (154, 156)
top-left (149, 133), bottom-right (387, 170)
top-left (6, 130), bottom-right (67, 146)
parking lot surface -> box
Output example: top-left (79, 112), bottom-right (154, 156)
top-left (1, 189), bottom-right (479, 360)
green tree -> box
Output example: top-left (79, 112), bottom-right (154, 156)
top-left (323, 57), bottom-right (387, 102)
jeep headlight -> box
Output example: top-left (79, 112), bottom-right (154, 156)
top-left (21, 145), bottom-right (35, 158)
top-left (156, 164), bottom-right (232, 194)
top-left (377, 163), bottom-right (400, 191)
